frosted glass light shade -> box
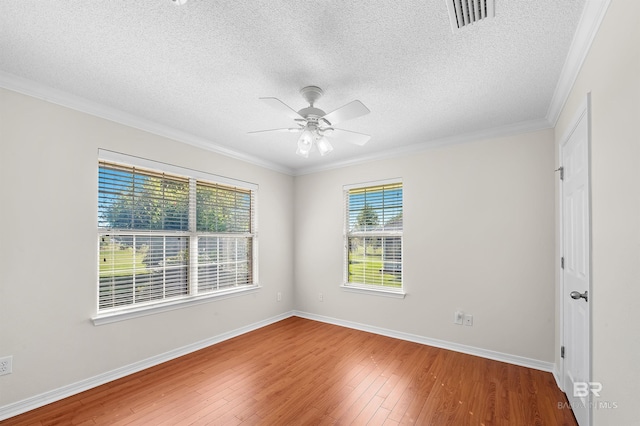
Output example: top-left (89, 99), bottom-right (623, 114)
top-left (296, 129), bottom-right (314, 158)
top-left (316, 136), bottom-right (333, 156)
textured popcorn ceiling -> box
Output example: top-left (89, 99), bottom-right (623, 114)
top-left (0, 0), bottom-right (586, 174)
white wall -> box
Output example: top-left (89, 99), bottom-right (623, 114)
top-left (554, 1), bottom-right (640, 424)
top-left (294, 129), bottom-right (556, 362)
top-left (0, 88), bottom-right (295, 407)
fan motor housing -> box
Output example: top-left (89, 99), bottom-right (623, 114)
top-left (298, 106), bottom-right (326, 120)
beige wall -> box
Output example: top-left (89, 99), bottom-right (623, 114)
top-left (555, 1), bottom-right (640, 424)
top-left (294, 129), bottom-right (556, 362)
top-left (0, 88), bottom-right (295, 406)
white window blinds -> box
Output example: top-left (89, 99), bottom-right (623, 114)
top-left (98, 162), bottom-right (190, 231)
top-left (98, 157), bottom-right (257, 313)
top-left (195, 182), bottom-right (254, 292)
top-left (196, 182), bottom-right (252, 233)
top-left (345, 181), bottom-right (403, 289)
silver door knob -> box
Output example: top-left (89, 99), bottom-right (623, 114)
top-left (570, 290), bottom-right (588, 302)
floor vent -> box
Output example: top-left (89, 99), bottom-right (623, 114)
top-left (446, 0), bottom-right (495, 32)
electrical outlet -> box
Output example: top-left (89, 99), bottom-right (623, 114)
top-left (0, 356), bottom-right (12, 376)
top-left (319, 293), bottom-right (324, 302)
top-left (277, 292), bottom-right (282, 302)
top-left (464, 314), bottom-right (473, 326)
top-left (454, 311), bottom-right (464, 325)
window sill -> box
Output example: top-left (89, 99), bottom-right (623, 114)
top-left (92, 285), bottom-right (261, 326)
top-left (340, 284), bottom-right (406, 299)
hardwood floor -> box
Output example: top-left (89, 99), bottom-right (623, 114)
top-left (1, 317), bottom-right (577, 425)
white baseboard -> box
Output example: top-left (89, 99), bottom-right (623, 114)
top-left (1, 310), bottom-right (559, 421)
top-left (553, 364), bottom-right (563, 391)
top-left (293, 310), bottom-right (556, 373)
top-left (0, 311), bottom-right (295, 421)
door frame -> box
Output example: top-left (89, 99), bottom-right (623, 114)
top-left (558, 93), bottom-right (592, 424)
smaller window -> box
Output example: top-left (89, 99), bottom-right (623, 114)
top-left (344, 180), bottom-right (403, 293)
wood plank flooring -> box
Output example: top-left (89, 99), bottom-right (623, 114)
top-left (1, 317), bottom-right (577, 425)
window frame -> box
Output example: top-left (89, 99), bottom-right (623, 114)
top-left (342, 178), bottom-right (405, 298)
top-left (93, 150), bottom-right (259, 325)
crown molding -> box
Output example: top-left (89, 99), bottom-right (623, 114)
top-left (546, 0), bottom-right (611, 126)
top-left (3, 0), bottom-right (609, 182)
top-left (0, 72), bottom-right (294, 176)
top-left (2, 70), bottom-right (551, 177)
top-left (294, 117), bottom-right (553, 176)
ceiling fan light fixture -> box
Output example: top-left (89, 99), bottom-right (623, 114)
top-left (296, 144), bottom-right (311, 158)
top-left (253, 86), bottom-right (371, 159)
top-left (316, 136), bottom-right (333, 156)
top-left (296, 129), bottom-right (314, 157)
top-left (298, 128), bottom-right (314, 145)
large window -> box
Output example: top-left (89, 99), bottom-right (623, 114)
top-left (97, 151), bottom-right (257, 318)
top-left (344, 180), bottom-right (403, 293)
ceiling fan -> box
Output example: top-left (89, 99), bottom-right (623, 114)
top-left (250, 86), bottom-right (371, 158)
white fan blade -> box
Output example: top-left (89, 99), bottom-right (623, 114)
top-left (327, 128), bottom-right (371, 146)
top-left (248, 128), bottom-right (301, 134)
top-left (259, 97), bottom-right (304, 120)
top-left (322, 100), bottom-right (370, 125)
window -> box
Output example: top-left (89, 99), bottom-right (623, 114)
top-left (97, 151), bottom-right (257, 320)
top-left (344, 180), bottom-right (403, 294)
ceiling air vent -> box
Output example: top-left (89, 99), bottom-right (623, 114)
top-left (446, 0), bottom-right (495, 32)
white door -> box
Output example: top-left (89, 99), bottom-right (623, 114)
top-left (561, 101), bottom-right (591, 426)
